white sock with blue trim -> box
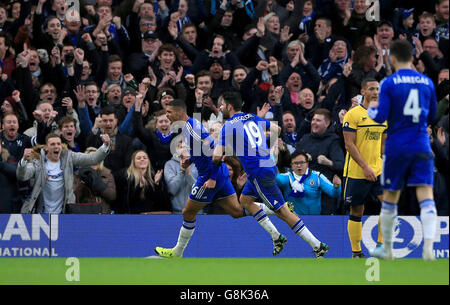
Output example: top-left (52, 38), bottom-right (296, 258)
top-left (292, 219), bottom-right (320, 250)
top-left (420, 199), bottom-right (437, 252)
top-left (173, 219), bottom-right (196, 256)
top-left (243, 203), bottom-right (275, 216)
top-left (253, 209), bottom-right (280, 240)
top-left (380, 201), bottom-right (398, 253)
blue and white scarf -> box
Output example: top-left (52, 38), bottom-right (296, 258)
top-left (299, 12), bottom-right (315, 34)
top-left (288, 169), bottom-right (310, 198)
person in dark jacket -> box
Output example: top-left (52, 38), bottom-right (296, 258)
top-left (133, 95), bottom-right (179, 171)
top-left (32, 6), bottom-right (71, 55)
top-left (0, 141), bottom-right (21, 213)
top-left (279, 40), bottom-right (321, 94)
top-left (190, 34), bottom-right (240, 75)
top-left (295, 108), bottom-right (345, 180)
top-left (346, 45), bottom-right (386, 100)
top-left (79, 105), bottom-right (135, 174)
top-left (113, 150), bottom-right (171, 214)
top-left (342, 0), bottom-right (377, 48)
top-left (305, 17), bottom-right (336, 69)
top-left (295, 108), bottom-right (345, 214)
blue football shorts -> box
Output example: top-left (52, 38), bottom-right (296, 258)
top-left (241, 169), bottom-right (285, 211)
top-left (381, 151), bottom-right (434, 191)
top-left (189, 174), bottom-right (236, 204)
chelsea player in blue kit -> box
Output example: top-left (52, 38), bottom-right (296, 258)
top-left (367, 40), bottom-right (438, 261)
top-left (213, 92), bottom-right (329, 258)
top-left (154, 99), bottom-right (279, 258)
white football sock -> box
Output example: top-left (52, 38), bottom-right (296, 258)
top-left (292, 219), bottom-right (320, 249)
top-left (256, 202), bottom-right (275, 215)
top-left (243, 203), bottom-right (275, 216)
top-left (253, 209), bottom-right (280, 240)
top-left (420, 199), bottom-right (437, 252)
top-left (380, 201), bottom-right (398, 253)
top-left (173, 220), bottom-right (196, 256)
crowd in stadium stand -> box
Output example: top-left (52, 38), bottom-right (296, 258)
top-left (0, 0), bottom-right (448, 216)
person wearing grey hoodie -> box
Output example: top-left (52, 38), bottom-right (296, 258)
top-left (164, 139), bottom-right (198, 214)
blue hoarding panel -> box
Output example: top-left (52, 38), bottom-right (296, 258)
top-left (0, 214), bottom-right (55, 257)
top-left (0, 215), bottom-right (448, 258)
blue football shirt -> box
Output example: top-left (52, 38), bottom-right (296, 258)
top-left (219, 112), bottom-right (276, 177)
top-left (368, 69), bottom-right (437, 155)
top-left (182, 117), bottom-right (222, 180)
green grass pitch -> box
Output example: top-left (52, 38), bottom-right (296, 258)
top-left (0, 258), bottom-right (448, 285)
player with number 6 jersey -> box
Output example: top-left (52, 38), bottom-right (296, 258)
top-left (367, 39), bottom-right (438, 261)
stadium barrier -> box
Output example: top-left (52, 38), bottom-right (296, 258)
top-left (0, 215), bottom-right (448, 258)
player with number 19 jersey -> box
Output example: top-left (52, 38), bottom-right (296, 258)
top-left (219, 112), bottom-right (285, 211)
top-left (368, 69), bottom-right (438, 191)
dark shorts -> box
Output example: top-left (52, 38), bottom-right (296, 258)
top-left (242, 170), bottom-right (285, 211)
top-left (381, 152), bottom-right (434, 191)
top-left (343, 176), bottom-right (383, 207)
top-left (189, 177), bottom-right (236, 204)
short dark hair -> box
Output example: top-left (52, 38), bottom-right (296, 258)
top-left (313, 108), bottom-right (331, 122)
top-left (196, 70), bottom-right (212, 82)
top-left (167, 99), bottom-right (187, 112)
top-left (423, 37), bottom-right (438, 45)
top-left (2, 113), bottom-right (19, 123)
top-left (154, 109), bottom-right (167, 118)
top-left (58, 116), bottom-right (77, 129)
top-left (100, 106), bottom-right (117, 117)
top-left (45, 133), bottom-right (61, 144)
top-left (157, 43), bottom-right (176, 57)
top-left (181, 22), bottom-right (197, 33)
top-left (108, 55), bottom-right (122, 64)
top-left (0, 32), bottom-right (12, 48)
top-left (419, 11), bottom-right (435, 21)
top-left (361, 78), bottom-right (378, 88)
top-left (282, 110), bottom-right (295, 118)
top-left (390, 39), bottom-right (413, 63)
top-left (84, 81), bottom-right (98, 89)
top-left (221, 91), bottom-right (243, 111)
top-left (290, 150), bottom-right (309, 163)
top-left (316, 17), bottom-right (332, 27)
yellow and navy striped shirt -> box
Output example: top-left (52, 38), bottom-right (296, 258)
top-left (342, 105), bottom-right (387, 179)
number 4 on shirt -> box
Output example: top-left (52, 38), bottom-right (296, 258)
top-left (403, 89), bottom-right (421, 123)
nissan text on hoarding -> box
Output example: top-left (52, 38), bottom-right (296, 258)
top-left (0, 215), bottom-right (58, 257)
